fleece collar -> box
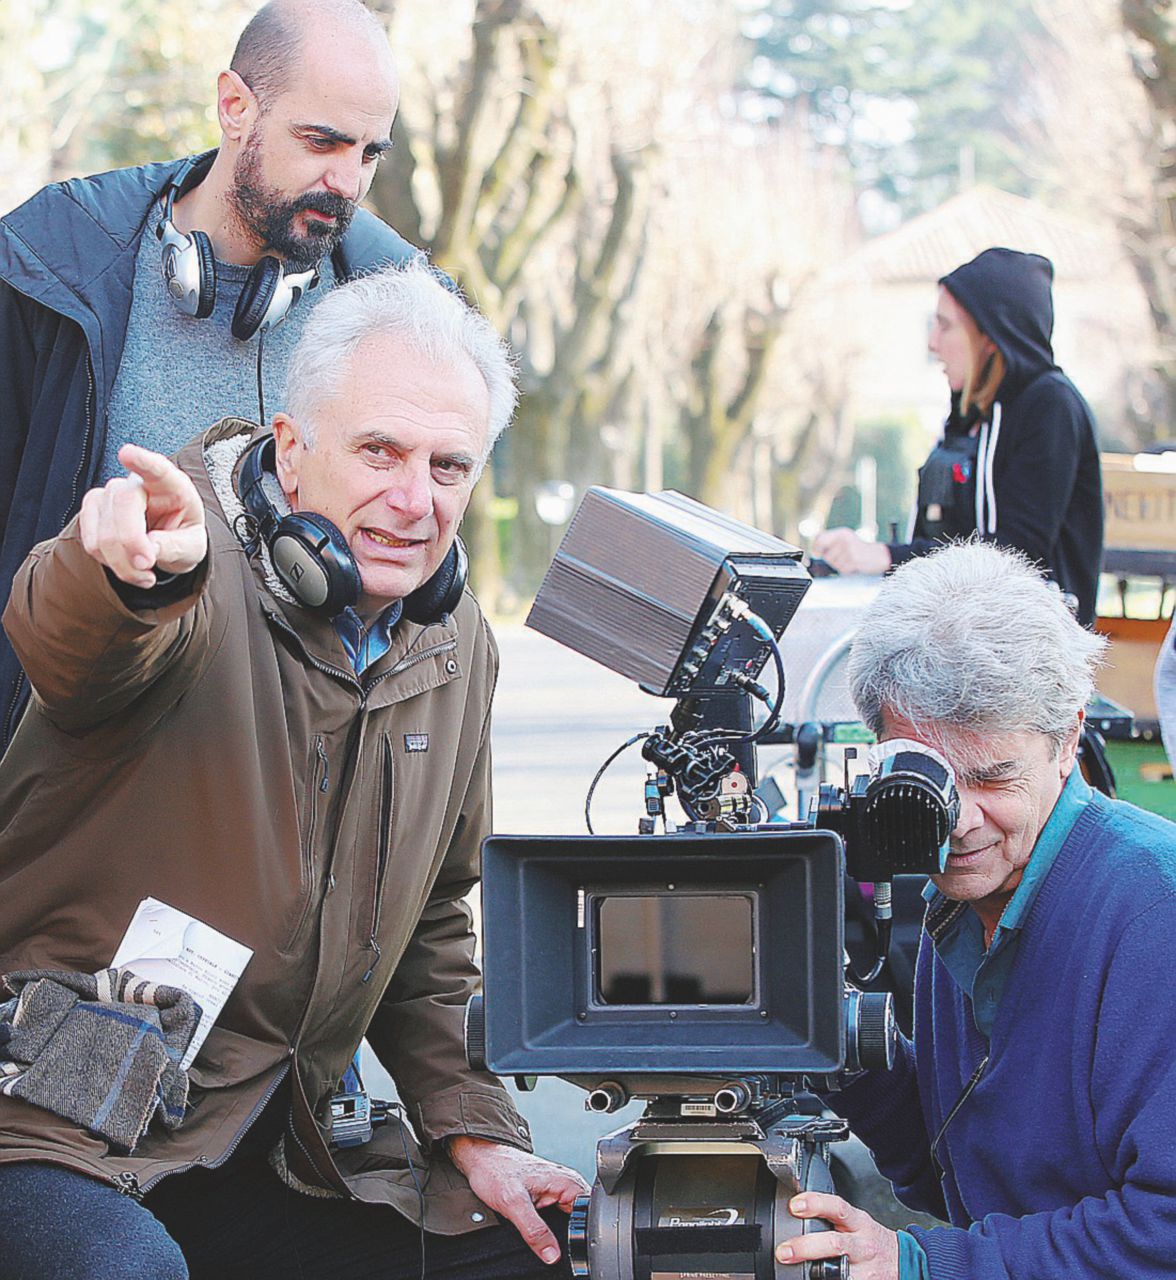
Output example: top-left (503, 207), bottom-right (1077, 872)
top-left (201, 422), bottom-right (299, 607)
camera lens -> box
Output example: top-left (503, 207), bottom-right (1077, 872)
top-left (844, 990), bottom-right (897, 1072)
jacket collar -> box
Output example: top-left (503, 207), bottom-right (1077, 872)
top-left (0, 154), bottom-right (200, 404)
top-left (0, 152), bottom-right (421, 404)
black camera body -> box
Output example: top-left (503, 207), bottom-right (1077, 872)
top-left (471, 486), bottom-right (955, 1279)
top-left (466, 829), bottom-right (894, 1280)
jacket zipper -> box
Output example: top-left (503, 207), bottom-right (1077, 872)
top-left (1, 667), bottom-right (27, 749)
top-left (259, 615), bottom-right (458, 985)
top-left (363, 736), bottom-right (395, 983)
top-left (262, 603), bottom-right (456, 693)
top-left (363, 637), bottom-right (458, 696)
top-left (358, 640), bottom-right (457, 983)
top-left (286, 736), bottom-right (330, 947)
top-left (67, 356), bottom-right (98, 521)
top-left (111, 1058), bottom-right (292, 1199)
top-left (262, 608), bottom-right (362, 691)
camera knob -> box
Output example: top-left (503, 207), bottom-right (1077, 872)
top-left (464, 995), bottom-right (486, 1071)
top-left (844, 989), bottom-right (897, 1073)
top-left (809, 1259), bottom-right (850, 1279)
top-left (856, 991), bottom-right (897, 1071)
top-left (568, 1192), bottom-right (591, 1276)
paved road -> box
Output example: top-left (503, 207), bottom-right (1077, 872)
top-left (491, 622), bottom-right (663, 838)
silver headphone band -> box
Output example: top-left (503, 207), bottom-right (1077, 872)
top-left (254, 263), bottom-right (320, 335)
top-left (157, 155), bottom-right (321, 335)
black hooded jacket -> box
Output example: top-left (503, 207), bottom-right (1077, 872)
top-left (888, 247), bottom-right (1103, 626)
top-left (0, 154), bottom-right (420, 749)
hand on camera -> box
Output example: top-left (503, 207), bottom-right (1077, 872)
top-left (79, 443), bottom-right (208, 589)
top-left (447, 1135), bottom-right (589, 1265)
top-left (776, 1192), bottom-right (899, 1279)
top-left (811, 528), bottom-right (892, 576)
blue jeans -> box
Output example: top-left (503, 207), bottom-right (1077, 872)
top-left (0, 1152), bottom-right (572, 1280)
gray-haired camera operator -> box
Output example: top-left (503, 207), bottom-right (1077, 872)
top-left (775, 541), bottom-right (1176, 1279)
top-left (0, 261), bottom-right (586, 1279)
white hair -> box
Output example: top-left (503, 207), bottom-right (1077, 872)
top-left (849, 541), bottom-right (1107, 747)
top-left (284, 260), bottom-right (518, 463)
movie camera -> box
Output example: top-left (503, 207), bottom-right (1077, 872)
top-left (465, 488), bottom-right (959, 1279)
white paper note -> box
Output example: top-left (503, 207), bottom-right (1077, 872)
top-left (111, 897), bottom-right (253, 1070)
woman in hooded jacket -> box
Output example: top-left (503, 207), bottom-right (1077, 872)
top-left (814, 247), bottom-right (1104, 626)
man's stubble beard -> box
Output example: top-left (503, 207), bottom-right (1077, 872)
top-left (229, 131), bottom-right (356, 269)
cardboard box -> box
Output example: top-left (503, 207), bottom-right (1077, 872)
top-left (1093, 615), bottom-right (1166, 727)
top-left (1102, 453), bottom-right (1176, 553)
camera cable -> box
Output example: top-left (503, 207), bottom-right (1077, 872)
top-left (399, 1118), bottom-right (427, 1280)
top-left (929, 1051), bottom-right (990, 1183)
top-left (585, 731), bottom-right (652, 834)
top-left (687, 615), bottom-right (787, 748)
top-left (255, 330), bottom-right (267, 427)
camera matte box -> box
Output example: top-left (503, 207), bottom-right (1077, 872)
top-left (525, 488), bottom-right (811, 695)
top-left (478, 830), bottom-right (845, 1077)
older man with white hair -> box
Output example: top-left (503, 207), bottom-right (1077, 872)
top-left (0, 262), bottom-right (585, 1280)
top-left (776, 541), bottom-right (1176, 1280)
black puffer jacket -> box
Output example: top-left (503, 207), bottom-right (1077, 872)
top-left (0, 153), bottom-right (419, 748)
top-left (889, 248), bottom-right (1103, 626)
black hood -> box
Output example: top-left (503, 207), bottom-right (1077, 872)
top-left (940, 247), bottom-right (1058, 399)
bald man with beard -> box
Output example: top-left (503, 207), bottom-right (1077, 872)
top-left (0, 0), bottom-right (416, 753)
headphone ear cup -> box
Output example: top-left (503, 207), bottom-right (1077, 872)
top-left (403, 536), bottom-right (468, 625)
top-left (189, 230), bottom-right (217, 319)
top-left (269, 512), bottom-right (361, 618)
top-left (232, 255), bottom-right (283, 341)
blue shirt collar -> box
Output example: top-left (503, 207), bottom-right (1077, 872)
top-left (333, 601), bottom-right (403, 675)
top-left (922, 766), bottom-right (1093, 1037)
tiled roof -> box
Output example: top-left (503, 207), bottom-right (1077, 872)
top-left (842, 186), bottom-right (1117, 285)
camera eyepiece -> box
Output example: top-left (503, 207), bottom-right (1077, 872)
top-left (819, 739), bottom-right (959, 881)
top-left (862, 739), bottom-right (959, 875)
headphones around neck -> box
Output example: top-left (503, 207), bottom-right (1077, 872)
top-left (157, 155), bottom-right (320, 341)
top-left (236, 436), bottom-right (468, 623)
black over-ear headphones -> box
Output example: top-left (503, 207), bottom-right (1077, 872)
top-left (236, 436), bottom-right (468, 623)
top-left (157, 155), bottom-right (320, 341)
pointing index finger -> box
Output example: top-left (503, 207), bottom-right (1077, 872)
top-left (117, 443), bottom-right (184, 488)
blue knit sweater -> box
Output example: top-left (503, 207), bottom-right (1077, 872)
top-left (832, 788), bottom-right (1176, 1278)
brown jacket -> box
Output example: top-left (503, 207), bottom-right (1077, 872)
top-left (0, 419), bottom-right (529, 1231)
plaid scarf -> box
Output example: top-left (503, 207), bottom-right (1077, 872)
top-left (0, 967), bottom-right (200, 1153)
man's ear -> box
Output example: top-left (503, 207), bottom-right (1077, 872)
top-left (272, 413), bottom-right (302, 502)
top-left (217, 69), bottom-right (259, 143)
top-left (1059, 709), bottom-right (1084, 777)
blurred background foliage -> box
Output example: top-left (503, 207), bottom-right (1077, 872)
top-left (2, 0), bottom-right (1173, 608)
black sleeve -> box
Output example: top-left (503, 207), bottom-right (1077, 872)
top-left (888, 536), bottom-right (941, 567)
top-left (106, 565), bottom-right (204, 611)
top-left (987, 379), bottom-right (1089, 568)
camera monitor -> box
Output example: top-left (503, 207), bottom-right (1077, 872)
top-left (525, 486), bottom-right (811, 697)
top-left (477, 829), bottom-right (845, 1078)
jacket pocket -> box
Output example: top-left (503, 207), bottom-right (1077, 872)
top-left (284, 734), bottom-right (330, 951)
